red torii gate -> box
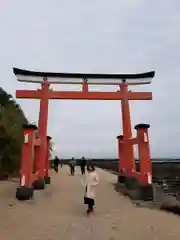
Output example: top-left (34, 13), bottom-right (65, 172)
top-left (13, 68), bottom-right (155, 200)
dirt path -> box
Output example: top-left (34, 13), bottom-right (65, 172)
top-left (0, 166), bottom-right (180, 240)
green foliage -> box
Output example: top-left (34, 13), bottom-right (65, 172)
top-left (0, 87), bottom-right (29, 177)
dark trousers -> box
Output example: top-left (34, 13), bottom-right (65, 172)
top-left (70, 165), bottom-right (75, 175)
top-left (88, 202), bottom-right (94, 212)
top-left (84, 188), bottom-right (94, 213)
top-left (54, 164), bottom-right (58, 173)
top-left (80, 166), bottom-right (85, 175)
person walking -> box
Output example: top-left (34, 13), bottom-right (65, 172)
top-left (80, 157), bottom-right (86, 175)
top-left (83, 164), bottom-right (99, 215)
top-left (69, 158), bottom-right (76, 176)
top-left (54, 156), bottom-right (59, 173)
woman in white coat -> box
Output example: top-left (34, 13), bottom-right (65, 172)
top-left (83, 164), bottom-right (99, 214)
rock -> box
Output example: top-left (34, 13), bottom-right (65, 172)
top-left (16, 186), bottom-right (34, 201)
top-left (32, 178), bottom-right (45, 190)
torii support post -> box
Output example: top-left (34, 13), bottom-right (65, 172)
top-left (117, 135), bottom-right (127, 183)
top-left (33, 80), bottom-right (49, 190)
top-left (135, 123), bottom-right (153, 201)
top-left (16, 124), bottom-right (37, 201)
top-left (44, 136), bottom-right (52, 184)
top-left (120, 83), bottom-right (135, 177)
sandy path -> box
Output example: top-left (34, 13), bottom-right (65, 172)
top-left (0, 166), bottom-right (180, 240)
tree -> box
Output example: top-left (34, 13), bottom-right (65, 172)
top-left (0, 87), bottom-right (29, 178)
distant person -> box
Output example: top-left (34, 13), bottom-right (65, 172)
top-left (54, 156), bottom-right (59, 173)
top-left (82, 164), bottom-right (99, 215)
top-left (80, 157), bottom-right (86, 175)
top-left (69, 158), bottom-right (76, 176)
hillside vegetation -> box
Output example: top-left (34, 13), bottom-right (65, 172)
top-left (0, 87), bottom-right (28, 178)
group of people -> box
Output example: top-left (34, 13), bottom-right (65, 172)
top-left (68, 157), bottom-right (86, 176)
top-left (52, 156), bottom-right (99, 215)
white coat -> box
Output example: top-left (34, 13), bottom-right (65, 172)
top-left (82, 171), bottom-right (99, 199)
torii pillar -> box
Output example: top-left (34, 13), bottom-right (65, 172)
top-left (44, 136), bottom-right (52, 184)
top-left (117, 135), bottom-right (127, 183)
top-left (33, 80), bottom-right (49, 190)
top-left (120, 82), bottom-right (135, 177)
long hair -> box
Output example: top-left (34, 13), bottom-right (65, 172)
top-left (87, 164), bottom-right (95, 172)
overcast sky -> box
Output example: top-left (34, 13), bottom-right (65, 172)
top-left (0, 0), bottom-right (180, 158)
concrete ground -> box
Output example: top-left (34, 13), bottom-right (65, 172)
top-left (0, 166), bottom-right (180, 240)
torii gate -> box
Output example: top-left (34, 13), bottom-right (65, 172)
top-left (14, 68), bottom-right (155, 199)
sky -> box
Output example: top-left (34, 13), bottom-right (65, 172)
top-left (0, 0), bottom-right (180, 158)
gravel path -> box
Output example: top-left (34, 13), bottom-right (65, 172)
top-left (0, 166), bottom-right (180, 240)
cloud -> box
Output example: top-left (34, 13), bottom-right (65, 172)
top-left (0, 0), bottom-right (180, 157)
